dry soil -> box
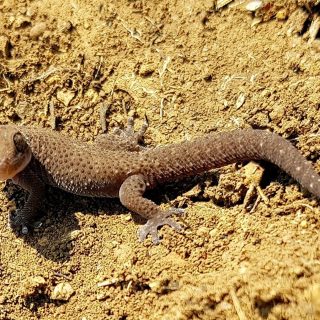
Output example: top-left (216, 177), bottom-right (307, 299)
top-left (1, 1), bottom-right (320, 319)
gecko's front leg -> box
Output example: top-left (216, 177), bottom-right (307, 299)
top-left (9, 166), bottom-right (45, 234)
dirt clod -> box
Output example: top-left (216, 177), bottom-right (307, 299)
top-left (19, 276), bottom-right (47, 298)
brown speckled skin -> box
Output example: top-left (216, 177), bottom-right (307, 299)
top-left (4, 125), bottom-right (320, 243)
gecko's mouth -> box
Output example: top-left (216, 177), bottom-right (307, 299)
top-left (0, 154), bottom-right (31, 180)
top-left (0, 127), bottom-right (32, 181)
top-left (0, 161), bottom-right (19, 180)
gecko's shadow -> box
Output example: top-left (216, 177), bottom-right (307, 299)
top-left (4, 173), bottom-right (211, 262)
top-left (4, 182), bottom-right (127, 262)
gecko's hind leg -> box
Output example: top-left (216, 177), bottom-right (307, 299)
top-left (119, 174), bottom-right (184, 244)
top-left (120, 115), bottom-right (148, 143)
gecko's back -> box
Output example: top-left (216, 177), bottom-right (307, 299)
top-left (16, 126), bottom-right (140, 197)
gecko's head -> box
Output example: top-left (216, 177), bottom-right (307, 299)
top-left (0, 126), bottom-right (32, 180)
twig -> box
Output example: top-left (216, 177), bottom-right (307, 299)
top-left (0, 74), bottom-right (12, 92)
top-left (158, 56), bottom-right (171, 83)
top-left (49, 101), bottom-right (57, 130)
top-left (230, 288), bottom-right (247, 320)
top-left (94, 56), bottom-right (103, 80)
top-left (160, 97), bottom-right (165, 120)
top-left (27, 65), bottom-right (58, 82)
top-left (119, 19), bottom-right (143, 43)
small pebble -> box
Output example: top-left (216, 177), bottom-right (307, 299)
top-left (139, 64), bottom-right (155, 77)
top-left (56, 89), bottom-right (75, 107)
top-left (60, 21), bottom-right (73, 33)
top-left (291, 266), bottom-right (304, 277)
top-left (51, 283), bottom-right (74, 301)
top-left (96, 292), bottom-right (108, 301)
top-left (276, 9), bottom-right (288, 20)
top-left (196, 226), bottom-right (210, 237)
top-left (30, 22), bottom-right (47, 39)
top-left (209, 228), bottom-right (217, 237)
top-left (245, 0), bottom-right (262, 12)
top-left (97, 278), bottom-right (119, 287)
top-left (148, 280), bottom-right (162, 293)
top-left (69, 230), bottom-right (81, 240)
top-left (300, 220), bottom-right (308, 228)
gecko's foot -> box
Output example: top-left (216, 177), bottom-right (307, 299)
top-left (8, 210), bottom-right (31, 235)
top-left (113, 116), bottom-right (148, 145)
top-left (138, 208), bottom-right (184, 244)
top-left (97, 115), bottom-right (149, 151)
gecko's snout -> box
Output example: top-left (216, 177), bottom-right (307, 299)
top-left (0, 126), bottom-right (32, 181)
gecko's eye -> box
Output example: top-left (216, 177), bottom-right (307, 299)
top-left (13, 132), bottom-right (28, 153)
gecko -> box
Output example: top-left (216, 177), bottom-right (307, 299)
top-left (1, 118), bottom-right (320, 244)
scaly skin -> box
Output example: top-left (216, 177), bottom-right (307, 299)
top-left (1, 121), bottom-right (319, 244)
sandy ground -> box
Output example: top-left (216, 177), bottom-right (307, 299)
top-left (1, 0), bottom-right (320, 319)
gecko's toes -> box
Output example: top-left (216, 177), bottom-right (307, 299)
top-left (8, 211), bottom-right (30, 234)
top-left (121, 116), bottom-right (148, 141)
top-left (138, 209), bottom-right (184, 244)
top-left (21, 225), bottom-right (29, 234)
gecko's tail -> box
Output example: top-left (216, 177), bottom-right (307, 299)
top-left (146, 129), bottom-right (320, 198)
